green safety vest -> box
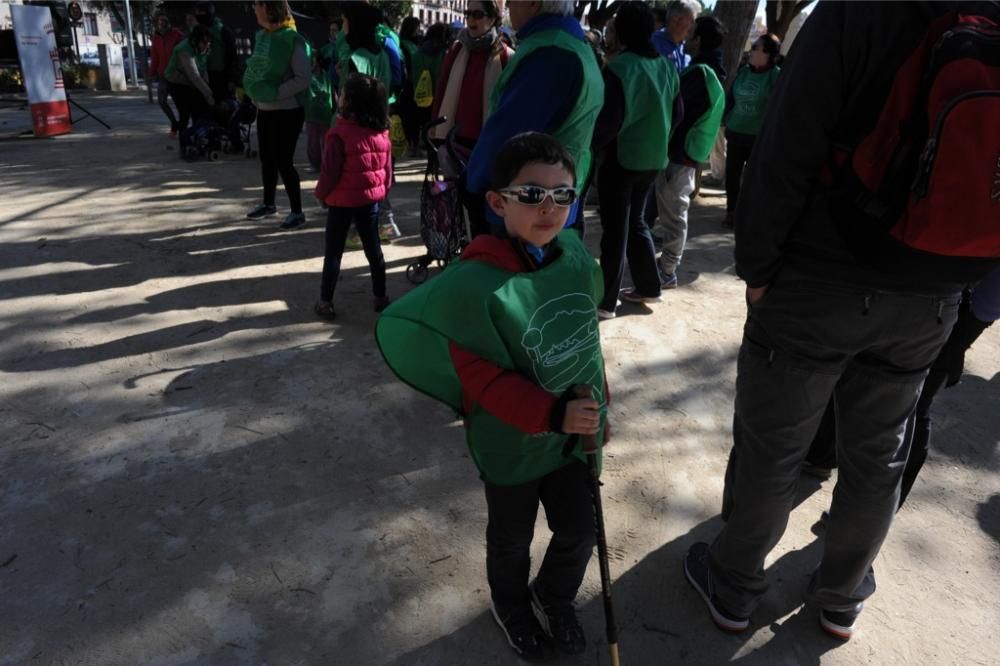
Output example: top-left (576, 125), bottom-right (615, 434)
top-left (409, 47), bottom-right (444, 108)
top-left (376, 232), bottom-right (608, 486)
top-left (679, 63), bottom-right (725, 163)
top-left (490, 28), bottom-right (604, 189)
top-left (304, 69), bottom-right (334, 125)
top-left (164, 39), bottom-right (207, 86)
top-left (725, 64), bottom-right (781, 136)
top-left (243, 27), bottom-right (310, 104)
top-left (606, 52), bottom-right (677, 171)
top-left (343, 47), bottom-right (391, 94)
top-left (205, 18), bottom-right (226, 74)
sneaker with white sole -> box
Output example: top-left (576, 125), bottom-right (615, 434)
top-left (820, 605), bottom-right (861, 640)
top-left (279, 212), bottom-right (306, 230)
top-left (490, 601), bottom-right (555, 663)
top-left (246, 203), bottom-right (277, 220)
top-left (620, 288), bottom-right (662, 304)
top-left (529, 581), bottom-right (586, 655)
top-left (597, 308), bottom-right (616, 320)
top-left (684, 542), bottom-right (750, 632)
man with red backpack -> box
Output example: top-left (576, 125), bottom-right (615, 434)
top-left (683, 1), bottom-right (1000, 640)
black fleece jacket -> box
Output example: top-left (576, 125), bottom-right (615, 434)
top-left (733, 0), bottom-right (999, 293)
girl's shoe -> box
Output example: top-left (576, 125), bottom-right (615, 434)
top-left (379, 220), bottom-right (402, 241)
top-left (314, 301), bottom-right (336, 320)
top-left (247, 204), bottom-right (277, 220)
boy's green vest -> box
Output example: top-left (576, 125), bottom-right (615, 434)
top-left (243, 27), bottom-right (310, 105)
top-left (725, 64), bottom-right (781, 136)
top-left (164, 39), bottom-right (207, 86)
top-left (376, 232), bottom-right (607, 486)
top-left (606, 52), bottom-right (676, 171)
top-left (205, 18), bottom-right (226, 74)
top-left (679, 63), bottom-right (726, 163)
top-left (489, 29), bottom-right (604, 190)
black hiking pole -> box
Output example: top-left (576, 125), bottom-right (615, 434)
top-left (574, 385), bottom-right (620, 666)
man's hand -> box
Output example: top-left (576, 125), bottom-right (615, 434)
top-left (562, 397), bottom-right (600, 435)
top-left (747, 284), bottom-right (769, 304)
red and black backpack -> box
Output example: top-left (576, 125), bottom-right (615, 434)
top-left (831, 6), bottom-right (1000, 259)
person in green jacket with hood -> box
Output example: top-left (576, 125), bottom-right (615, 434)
top-left (591, 1), bottom-right (678, 319)
top-left (193, 2), bottom-right (238, 101)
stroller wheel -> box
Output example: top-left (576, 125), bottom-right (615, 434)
top-left (208, 150), bottom-right (221, 161)
top-left (406, 262), bottom-right (429, 284)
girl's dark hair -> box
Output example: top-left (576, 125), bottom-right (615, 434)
top-left (490, 132), bottom-right (576, 190)
top-left (757, 32), bottom-right (781, 62)
top-left (256, 1), bottom-right (291, 25)
top-left (188, 24), bottom-right (212, 48)
top-left (693, 15), bottom-right (727, 52)
top-left (400, 16), bottom-right (422, 41)
top-left (613, 2), bottom-right (657, 58)
top-left (342, 74), bottom-right (389, 131)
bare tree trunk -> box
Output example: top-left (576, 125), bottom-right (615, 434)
top-left (713, 0), bottom-right (758, 90)
top-left (765, 0), bottom-right (815, 41)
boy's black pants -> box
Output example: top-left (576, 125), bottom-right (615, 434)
top-left (484, 460), bottom-right (595, 617)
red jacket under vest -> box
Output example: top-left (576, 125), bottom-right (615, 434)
top-left (315, 117), bottom-right (392, 208)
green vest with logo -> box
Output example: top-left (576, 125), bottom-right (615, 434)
top-left (164, 39), bottom-right (207, 86)
top-left (343, 47), bottom-right (391, 94)
top-left (725, 64), bottom-right (781, 136)
top-left (376, 232), bottom-right (607, 486)
top-left (304, 69), bottom-right (334, 125)
top-left (243, 27), bottom-right (309, 104)
top-left (607, 52), bottom-right (676, 171)
top-left (489, 29), bottom-right (604, 190)
top-left (679, 63), bottom-right (726, 163)
top-left (205, 18), bottom-right (226, 74)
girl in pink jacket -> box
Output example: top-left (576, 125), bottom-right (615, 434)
top-left (313, 75), bottom-right (393, 320)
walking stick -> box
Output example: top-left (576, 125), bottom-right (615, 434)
top-left (574, 385), bottom-right (620, 666)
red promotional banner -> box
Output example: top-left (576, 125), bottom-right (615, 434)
top-left (12, 4), bottom-right (73, 138)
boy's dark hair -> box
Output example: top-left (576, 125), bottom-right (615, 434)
top-left (490, 133), bottom-right (576, 191)
top-left (694, 15), bottom-right (727, 52)
top-left (188, 24), bottom-right (212, 48)
top-left (400, 16), bottom-right (422, 41)
top-left (758, 32), bottom-right (782, 62)
top-left (342, 74), bottom-right (389, 131)
top-left (613, 1), bottom-right (657, 58)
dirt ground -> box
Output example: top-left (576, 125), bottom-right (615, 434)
top-left (1, 91), bottom-right (997, 666)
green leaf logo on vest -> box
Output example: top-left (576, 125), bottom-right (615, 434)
top-left (520, 293), bottom-right (602, 393)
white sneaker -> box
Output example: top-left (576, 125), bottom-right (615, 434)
top-left (597, 308), bottom-right (616, 320)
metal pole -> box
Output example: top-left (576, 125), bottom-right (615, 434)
top-left (124, 0), bottom-right (139, 87)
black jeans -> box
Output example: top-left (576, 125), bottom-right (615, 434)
top-left (257, 107), bottom-right (305, 213)
top-left (711, 270), bottom-right (959, 616)
top-left (596, 159), bottom-right (660, 311)
top-left (156, 78), bottom-right (178, 131)
top-left (725, 130), bottom-right (756, 214)
top-left (168, 83), bottom-right (210, 132)
top-left (320, 203), bottom-right (386, 302)
top-left (484, 461), bottom-right (595, 617)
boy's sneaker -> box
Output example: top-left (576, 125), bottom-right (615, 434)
top-left (597, 308), bottom-right (616, 320)
top-left (490, 601), bottom-right (555, 663)
top-left (683, 542), bottom-right (750, 632)
top-left (529, 581), bottom-right (586, 655)
top-left (279, 212), bottom-right (306, 230)
top-left (620, 288), bottom-right (662, 304)
top-left (246, 204), bottom-right (277, 220)
top-left (373, 296), bottom-right (391, 313)
top-left (660, 272), bottom-right (678, 290)
top-left (820, 605), bottom-right (862, 640)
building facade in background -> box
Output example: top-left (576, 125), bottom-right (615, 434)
top-left (410, 0), bottom-right (467, 26)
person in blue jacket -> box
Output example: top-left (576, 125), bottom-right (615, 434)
top-left (651, 0), bottom-right (698, 71)
top-left (465, 0), bottom-right (604, 237)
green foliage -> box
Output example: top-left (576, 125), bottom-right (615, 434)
top-left (375, 1), bottom-right (415, 29)
top-left (0, 68), bottom-right (25, 93)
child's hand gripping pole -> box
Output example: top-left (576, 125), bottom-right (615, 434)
top-left (572, 385), bottom-right (620, 666)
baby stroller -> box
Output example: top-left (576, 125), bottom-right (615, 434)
top-left (179, 95), bottom-right (257, 161)
top-left (406, 117), bottom-right (470, 284)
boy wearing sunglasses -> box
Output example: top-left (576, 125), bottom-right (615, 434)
top-left (377, 133), bottom-right (609, 662)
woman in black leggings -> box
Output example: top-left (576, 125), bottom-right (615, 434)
top-left (243, 0), bottom-right (312, 229)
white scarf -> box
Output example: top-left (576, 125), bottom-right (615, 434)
top-left (431, 39), bottom-right (507, 141)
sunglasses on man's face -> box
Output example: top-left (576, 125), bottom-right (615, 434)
top-left (465, 9), bottom-right (488, 20)
top-left (498, 185), bottom-right (577, 207)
